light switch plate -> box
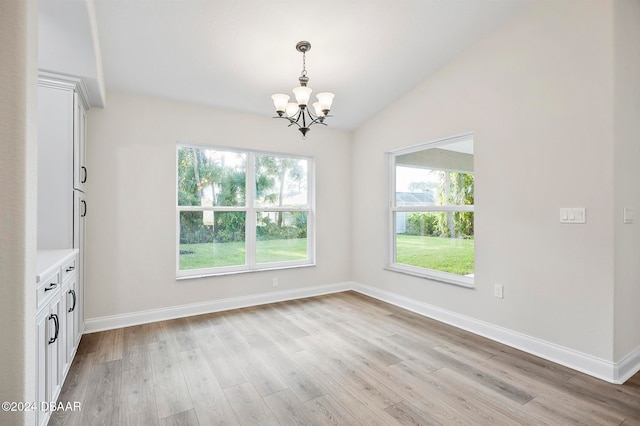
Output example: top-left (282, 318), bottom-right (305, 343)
top-left (624, 208), bottom-right (634, 224)
top-left (560, 208), bottom-right (586, 224)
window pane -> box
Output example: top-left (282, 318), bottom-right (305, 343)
top-left (256, 211), bottom-right (308, 263)
top-left (395, 167), bottom-right (474, 207)
top-left (254, 155), bottom-right (308, 207)
top-left (395, 141), bottom-right (474, 207)
top-left (395, 212), bottom-right (474, 276)
top-left (179, 211), bottom-right (246, 270)
top-left (177, 146), bottom-right (246, 207)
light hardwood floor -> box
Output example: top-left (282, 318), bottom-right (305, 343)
top-left (50, 291), bottom-right (640, 425)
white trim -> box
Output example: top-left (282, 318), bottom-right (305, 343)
top-left (84, 281), bottom-right (352, 333)
top-left (387, 133), bottom-right (475, 287)
top-left (38, 70), bottom-right (92, 110)
top-left (387, 132), bottom-right (474, 156)
top-left (175, 145), bottom-right (315, 278)
top-left (83, 279), bottom-right (640, 384)
top-left (384, 265), bottom-right (475, 288)
top-left (392, 205), bottom-right (475, 213)
top-left (351, 282), bottom-right (639, 384)
top-left (615, 344), bottom-right (640, 384)
top-left (176, 262), bottom-right (316, 280)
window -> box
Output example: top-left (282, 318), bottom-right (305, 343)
top-left (177, 144), bottom-right (314, 278)
top-left (388, 134), bottom-right (474, 287)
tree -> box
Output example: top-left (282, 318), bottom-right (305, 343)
top-left (178, 147), bottom-right (247, 243)
top-left (178, 148), bottom-right (307, 244)
top-left (255, 155), bottom-right (305, 228)
top-left (435, 171), bottom-right (474, 238)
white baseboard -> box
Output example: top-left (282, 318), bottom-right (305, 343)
top-left (351, 282), bottom-right (639, 385)
top-left (616, 344), bottom-right (640, 384)
top-left (84, 281), bottom-right (353, 333)
top-left (84, 279), bottom-right (640, 384)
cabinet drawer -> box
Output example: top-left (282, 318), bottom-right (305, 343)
top-left (61, 256), bottom-right (77, 282)
top-left (37, 270), bottom-right (60, 311)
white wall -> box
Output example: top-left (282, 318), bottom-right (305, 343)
top-left (0, 0), bottom-right (38, 424)
top-left (613, 0), bottom-right (640, 361)
top-left (86, 92), bottom-right (352, 319)
top-left (352, 0), bottom-right (617, 361)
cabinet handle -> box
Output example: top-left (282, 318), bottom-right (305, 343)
top-left (44, 283), bottom-right (57, 292)
top-left (48, 314), bottom-right (59, 344)
top-left (81, 200), bottom-right (87, 217)
top-left (68, 289), bottom-right (76, 313)
top-left (66, 266), bottom-right (75, 272)
top-left (81, 166), bottom-right (87, 184)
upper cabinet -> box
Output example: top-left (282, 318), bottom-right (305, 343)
top-left (37, 74), bottom-right (88, 250)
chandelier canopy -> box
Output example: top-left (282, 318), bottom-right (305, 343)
top-left (271, 41), bottom-right (335, 139)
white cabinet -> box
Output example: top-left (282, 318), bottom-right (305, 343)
top-left (37, 74), bottom-right (88, 250)
top-left (48, 292), bottom-right (64, 408)
top-left (73, 190), bottom-right (87, 329)
top-left (36, 72), bottom-right (88, 426)
top-left (35, 250), bottom-right (78, 426)
top-left (37, 72), bottom-right (88, 337)
top-left (63, 256), bottom-right (81, 364)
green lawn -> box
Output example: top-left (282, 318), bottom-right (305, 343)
top-left (180, 235), bottom-right (473, 275)
top-left (179, 238), bottom-right (307, 270)
top-left (395, 234), bottom-right (474, 275)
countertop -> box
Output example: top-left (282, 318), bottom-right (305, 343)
top-left (36, 249), bottom-right (78, 283)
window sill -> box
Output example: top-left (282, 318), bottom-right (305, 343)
top-left (384, 264), bottom-right (475, 289)
top-left (176, 262), bottom-right (316, 280)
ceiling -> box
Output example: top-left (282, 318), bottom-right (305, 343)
top-left (90, 0), bottom-right (530, 130)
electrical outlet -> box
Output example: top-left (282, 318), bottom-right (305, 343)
top-left (494, 284), bottom-right (504, 299)
top-left (272, 277), bottom-right (278, 287)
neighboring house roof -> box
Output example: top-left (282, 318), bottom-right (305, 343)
top-left (396, 191), bottom-right (435, 205)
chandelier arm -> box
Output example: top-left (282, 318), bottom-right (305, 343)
top-left (307, 117), bottom-right (328, 127)
top-left (272, 115), bottom-right (301, 128)
top-left (305, 108), bottom-right (316, 120)
top-left (292, 111), bottom-right (304, 127)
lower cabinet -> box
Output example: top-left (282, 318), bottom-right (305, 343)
top-left (64, 273), bottom-right (81, 367)
top-left (35, 250), bottom-right (81, 426)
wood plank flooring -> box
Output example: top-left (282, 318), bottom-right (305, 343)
top-left (50, 291), bottom-right (640, 425)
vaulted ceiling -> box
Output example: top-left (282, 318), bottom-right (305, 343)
top-left (41, 0), bottom-right (530, 130)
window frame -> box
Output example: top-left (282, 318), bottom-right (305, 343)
top-left (386, 133), bottom-right (475, 288)
top-left (176, 143), bottom-right (315, 279)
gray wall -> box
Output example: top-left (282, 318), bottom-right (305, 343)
top-left (85, 92), bottom-right (353, 319)
top-left (352, 0), bottom-right (621, 361)
top-left (613, 0), bottom-right (640, 360)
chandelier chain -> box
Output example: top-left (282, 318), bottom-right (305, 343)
top-left (301, 51), bottom-right (307, 77)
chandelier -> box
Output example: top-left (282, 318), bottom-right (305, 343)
top-left (271, 41), bottom-right (335, 139)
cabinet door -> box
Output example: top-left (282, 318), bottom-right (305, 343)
top-left (47, 296), bottom-right (65, 405)
top-left (37, 84), bottom-right (74, 249)
top-left (73, 191), bottom-right (86, 249)
top-left (73, 92), bottom-right (87, 192)
top-left (64, 275), bottom-right (80, 366)
top-left (73, 191), bottom-right (86, 331)
top-left (36, 309), bottom-right (49, 426)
